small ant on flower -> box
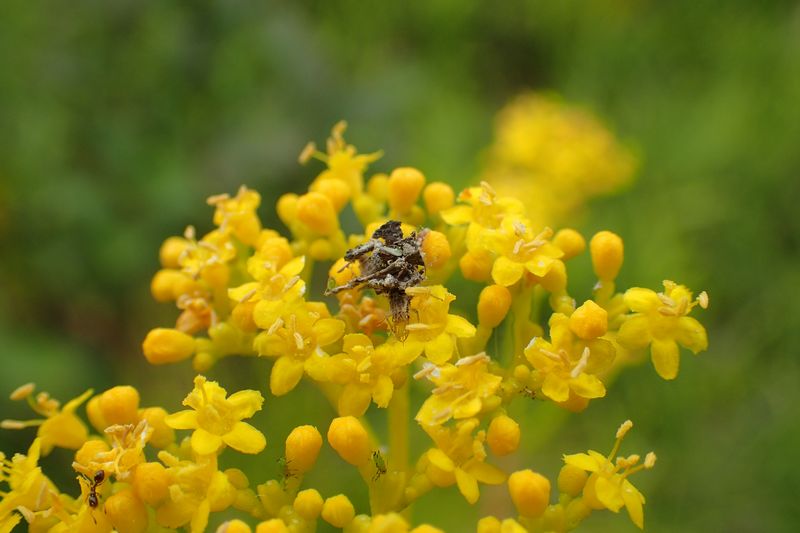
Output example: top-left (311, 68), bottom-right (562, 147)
top-left (79, 469), bottom-right (106, 522)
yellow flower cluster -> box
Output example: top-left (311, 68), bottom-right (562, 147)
top-left (1, 119), bottom-right (709, 532)
top-left (481, 92), bottom-right (638, 227)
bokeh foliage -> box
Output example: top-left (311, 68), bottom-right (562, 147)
top-left (1, 1), bottom-right (798, 531)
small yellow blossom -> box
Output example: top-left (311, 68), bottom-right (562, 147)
top-left (415, 353), bottom-right (502, 425)
top-left (165, 376), bottom-right (265, 456)
top-left (421, 418), bottom-right (506, 504)
top-left (523, 313), bottom-right (614, 407)
top-left (507, 469), bottom-right (551, 518)
top-left (208, 186), bottom-right (263, 246)
top-left (3, 385), bottom-right (93, 455)
top-left (617, 280), bottom-right (709, 379)
top-left (402, 285), bottom-right (476, 365)
top-left (563, 420), bottom-right (656, 529)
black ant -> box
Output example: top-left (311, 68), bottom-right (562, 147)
top-left (79, 470), bottom-right (106, 521)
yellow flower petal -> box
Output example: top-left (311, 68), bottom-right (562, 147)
top-left (491, 256), bottom-right (524, 287)
top-left (622, 479), bottom-right (645, 529)
top-left (453, 397), bottom-right (482, 419)
top-left (372, 375), bottom-right (394, 408)
top-left (563, 453), bottom-right (602, 473)
top-left (616, 315), bottom-right (652, 349)
top-left (190, 498), bottom-right (210, 533)
top-left (569, 373), bottom-right (606, 399)
top-left (524, 255), bottom-right (555, 277)
top-left (424, 333), bottom-right (454, 365)
top-left (651, 338), bottom-right (680, 380)
top-left (675, 316), bottom-right (708, 354)
top-left (280, 256), bottom-right (306, 277)
top-left (223, 421), bottom-right (266, 454)
top-left (466, 461), bottom-right (507, 485)
top-left (623, 288), bottom-right (661, 313)
top-left (427, 448), bottom-right (455, 472)
top-left (191, 428), bottom-right (224, 456)
top-left (446, 314), bottom-right (477, 338)
top-left (440, 205), bottom-right (473, 225)
top-left (253, 300), bottom-right (285, 329)
top-left (227, 390), bottom-right (265, 420)
top-left (315, 318), bottom-right (345, 346)
top-left (228, 282), bottom-right (259, 303)
top-left (455, 467), bottom-right (480, 504)
top-left (165, 410), bottom-right (198, 430)
top-left (338, 384), bottom-right (372, 417)
top-left (594, 475), bottom-right (624, 512)
top-left (270, 356), bottom-right (305, 396)
top-left (542, 373), bottom-right (569, 403)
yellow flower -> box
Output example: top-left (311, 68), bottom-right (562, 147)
top-left (402, 285), bottom-right (476, 365)
top-left (563, 420), bottom-right (656, 530)
top-left (0, 439), bottom-right (58, 527)
top-left (415, 353), bottom-right (502, 425)
top-left (2, 385), bottom-right (93, 456)
top-left (483, 216), bottom-right (564, 288)
top-left (75, 420), bottom-right (152, 481)
top-left (441, 181), bottom-right (524, 231)
top-left (421, 418), bottom-right (506, 504)
top-left (165, 376), bottom-right (265, 456)
top-left (254, 306), bottom-right (346, 396)
top-left (207, 186), bottom-right (263, 246)
top-left (325, 334), bottom-right (420, 416)
top-left (617, 280), bottom-right (709, 380)
top-left (523, 313), bottom-right (614, 407)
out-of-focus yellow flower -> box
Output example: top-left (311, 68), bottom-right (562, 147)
top-left (0, 439), bottom-right (58, 528)
top-left (563, 420), bottom-right (656, 529)
top-left (76, 420), bottom-right (152, 481)
top-left (207, 186), bottom-right (263, 246)
top-left (482, 93), bottom-right (637, 226)
top-left (415, 353), bottom-right (502, 425)
top-left (2, 385), bottom-right (93, 456)
top-left (617, 281), bottom-right (708, 380)
top-left (421, 418), bottom-right (505, 505)
top-left (165, 376), bottom-right (265, 456)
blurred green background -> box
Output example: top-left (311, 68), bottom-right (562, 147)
top-left (1, 1), bottom-right (799, 531)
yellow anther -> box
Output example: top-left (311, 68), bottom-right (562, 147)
top-left (10, 383), bottom-right (35, 401)
top-left (321, 494), bottom-right (355, 528)
top-left (487, 415), bottom-right (520, 456)
top-left (388, 167), bottom-right (426, 214)
top-left (285, 425), bottom-right (322, 473)
top-left (298, 141), bottom-right (317, 164)
top-left (645, 451), bottom-right (657, 468)
top-left (616, 419), bottom-right (634, 439)
top-left (698, 291), bottom-right (709, 309)
top-left (142, 328), bottom-right (196, 365)
top-left (590, 230), bottom-right (624, 281)
top-left (508, 469), bottom-right (551, 518)
top-left (477, 284), bottom-right (512, 328)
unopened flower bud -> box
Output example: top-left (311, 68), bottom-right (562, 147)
top-left (327, 416), bottom-right (370, 466)
top-left (508, 469), bottom-right (551, 518)
top-left (487, 415), bottom-right (520, 456)
top-left (590, 231), bottom-right (624, 281)
top-left (159, 236), bottom-right (189, 269)
top-left (255, 519), bottom-right (288, 533)
top-left (477, 516), bottom-right (501, 533)
top-left (276, 193), bottom-right (298, 228)
top-left (139, 407), bottom-right (174, 449)
top-left (99, 386), bottom-right (140, 426)
top-left (310, 178), bottom-right (350, 212)
top-left (568, 300), bottom-right (608, 340)
top-left (388, 167), bottom-right (425, 214)
top-left (142, 328), bottom-right (195, 365)
top-left (75, 438), bottom-right (110, 467)
top-left (460, 250), bottom-right (493, 282)
top-left (321, 494), bottom-right (355, 528)
top-left (553, 229), bottom-right (586, 260)
top-left (297, 192), bottom-right (339, 235)
top-left (421, 230), bottom-right (451, 269)
top-left (423, 182), bottom-right (455, 216)
top-left (133, 461), bottom-right (170, 507)
top-left (557, 464), bottom-right (588, 496)
top-left (285, 425), bottom-right (322, 473)
top-left (477, 285), bottom-right (512, 328)
top-left (105, 489), bottom-right (148, 533)
top-left (293, 488), bottom-right (324, 521)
